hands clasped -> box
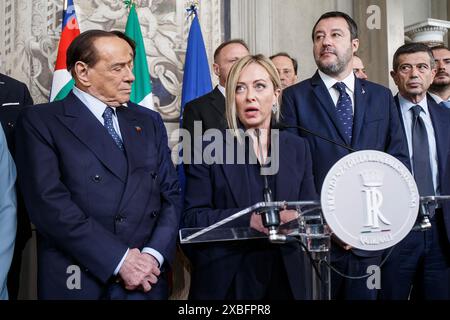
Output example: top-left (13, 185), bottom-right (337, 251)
top-left (118, 248), bottom-right (161, 292)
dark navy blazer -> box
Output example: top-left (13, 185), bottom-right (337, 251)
top-left (182, 131), bottom-right (317, 299)
top-left (15, 92), bottom-right (181, 299)
top-left (0, 73), bottom-right (33, 151)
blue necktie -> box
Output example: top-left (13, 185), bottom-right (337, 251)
top-left (411, 105), bottom-right (435, 216)
top-left (439, 100), bottom-right (450, 109)
top-left (333, 82), bottom-right (353, 142)
top-left (102, 107), bottom-right (124, 152)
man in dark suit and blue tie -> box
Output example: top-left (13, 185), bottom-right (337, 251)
top-left (282, 11), bottom-right (409, 299)
top-left (380, 43), bottom-right (450, 299)
top-left (15, 30), bottom-right (181, 299)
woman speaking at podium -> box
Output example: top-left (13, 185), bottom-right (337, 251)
top-left (181, 54), bottom-right (317, 300)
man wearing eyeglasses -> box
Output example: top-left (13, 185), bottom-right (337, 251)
top-left (270, 52), bottom-right (298, 89)
top-left (381, 42), bottom-right (450, 300)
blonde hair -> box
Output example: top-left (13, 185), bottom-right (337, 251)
top-left (225, 54), bottom-right (282, 138)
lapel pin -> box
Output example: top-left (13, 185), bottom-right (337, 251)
top-left (135, 126), bottom-right (142, 133)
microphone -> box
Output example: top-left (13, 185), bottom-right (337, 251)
top-left (272, 122), bottom-right (356, 153)
top-left (254, 128), bottom-right (287, 243)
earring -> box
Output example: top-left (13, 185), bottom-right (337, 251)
top-left (272, 104), bottom-right (278, 113)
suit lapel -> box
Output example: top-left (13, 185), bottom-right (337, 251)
top-left (311, 72), bottom-right (350, 145)
top-left (221, 137), bottom-right (251, 207)
top-left (428, 96), bottom-right (450, 188)
top-left (351, 79), bottom-right (368, 146)
top-left (56, 93), bottom-right (127, 182)
top-left (116, 106), bottom-right (149, 210)
top-left (208, 86), bottom-right (226, 123)
top-left (274, 133), bottom-right (295, 201)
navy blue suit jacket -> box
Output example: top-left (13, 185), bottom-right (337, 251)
top-left (282, 72), bottom-right (410, 257)
top-left (395, 94), bottom-right (450, 243)
top-left (182, 131), bottom-right (317, 299)
top-left (15, 92), bottom-right (181, 299)
top-left (0, 73), bottom-right (33, 151)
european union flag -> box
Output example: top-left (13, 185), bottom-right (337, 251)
top-left (179, 8), bottom-right (212, 194)
top-left (180, 13), bottom-right (212, 111)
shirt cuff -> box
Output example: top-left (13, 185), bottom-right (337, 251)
top-left (113, 248), bottom-right (129, 276)
top-left (141, 247), bottom-right (164, 267)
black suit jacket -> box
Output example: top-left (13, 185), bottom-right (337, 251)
top-left (182, 131), bottom-right (317, 300)
top-left (0, 73), bottom-right (33, 153)
top-left (182, 86), bottom-right (227, 137)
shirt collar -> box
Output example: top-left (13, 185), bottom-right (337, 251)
top-left (428, 91), bottom-right (448, 104)
top-left (398, 93), bottom-right (429, 115)
top-left (217, 84), bottom-right (226, 97)
top-left (318, 69), bottom-right (355, 94)
top-left (72, 86), bottom-right (127, 118)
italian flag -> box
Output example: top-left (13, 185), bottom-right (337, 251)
top-left (50, 0), bottom-right (80, 102)
top-left (125, 4), bottom-right (154, 110)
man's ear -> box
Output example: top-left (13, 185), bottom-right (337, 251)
top-left (352, 39), bottom-right (359, 54)
top-left (213, 63), bottom-right (220, 77)
top-left (73, 61), bottom-right (90, 87)
top-left (390, 70), bottom-right (398, 85)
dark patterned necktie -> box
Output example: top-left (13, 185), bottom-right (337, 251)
top-left (333, 82), bottom-right (353, 142)
top-left (411, 105), bottom-right (435, 197)
top-left (102, 107), bottom-right (124, 151)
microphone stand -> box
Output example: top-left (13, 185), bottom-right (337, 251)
top-left (254, 128), bottom-right (287, 243)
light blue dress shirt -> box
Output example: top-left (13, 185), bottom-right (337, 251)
top-left (0, 124), bottom-right (17, 300)
top-left (398, 94), bottom-right (439, 194)
top-left (72, 88), bottom-right (164, 274)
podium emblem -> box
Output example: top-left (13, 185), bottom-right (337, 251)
top-left (321, 150), bottom-right (419, 250)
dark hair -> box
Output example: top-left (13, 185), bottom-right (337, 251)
top-left (431, 44), bottom-right (450, 52)
top-left (66, 30), bottom-right (136, 74)
top-left (392, 43), bottom-right (435, 71)
top-left (269, 52), bottom-right (298, 75)
top-left (312, 11), bottom-right (358, 41)
top-left (213, 39), bottom-right (249, 62)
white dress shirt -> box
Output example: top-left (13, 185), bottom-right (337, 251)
top-left (217, 84), bottom-right (226, 97)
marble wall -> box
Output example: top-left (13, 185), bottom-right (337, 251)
top-left (0, 0), bottom-right (224, 134)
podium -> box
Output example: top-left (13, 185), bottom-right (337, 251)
top-left (179, 150), bottom-right (450, 300)
top-left (179, 200), bottom-right (331, 300)
top-left (179, 196), bottom-right (450, 300)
